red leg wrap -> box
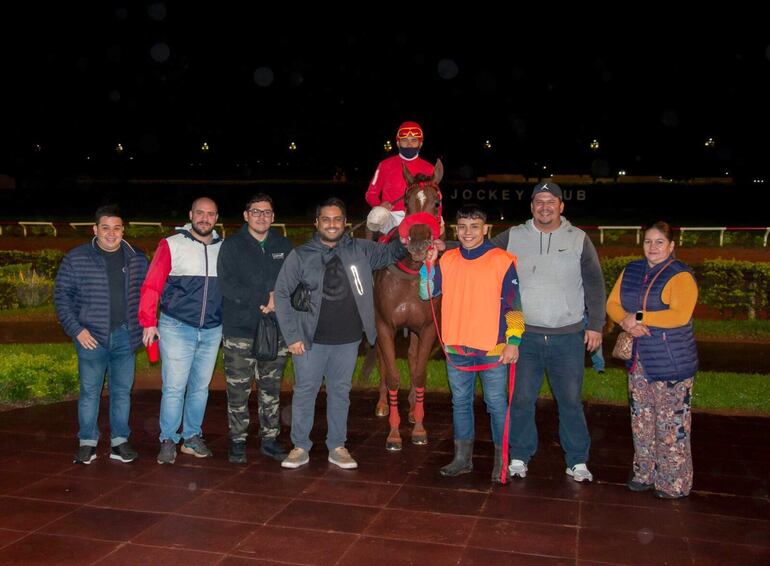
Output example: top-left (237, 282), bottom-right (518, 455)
top-left (388, 390), bottom-right (400, 430)
top-left (413, 387), bottom-right (425, 423)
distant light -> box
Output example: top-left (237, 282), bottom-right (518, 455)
top-left (86, 156), bottom-right (91, 161)
top-left (724, 171), bottom-right (730, 175)
top-left (115, 143), bottom-right (124, 154)
top-left (484, 140), bottom-right (493, 150)
top-left (289, 142), bottom-right (297, 151)
top-left (34, 144), bottom-right (42, 152)
top-left (201, 142), bottom-right (210, 152)
top-left (129, 156), bottom-right (134, 161)
top-left (384, 140), bottom-right (392, 152)
top-left (590, 139), bottom-right (600, 151)
top-left (542, 165), bottom-right (548, 170)
top-left (753, 178), bottom-right (765, 184)
top-left (618, 170), bottom-right (627, 176)
top-left (705, 137), bottom-right (716, 148)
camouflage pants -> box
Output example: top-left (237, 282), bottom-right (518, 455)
top-left (629, 361), bottom-right (693, 497)
top-left (223, 334), bottom-right (288, 442)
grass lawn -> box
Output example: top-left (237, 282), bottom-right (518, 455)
top-left (2, 344), bottom-right (770, 414)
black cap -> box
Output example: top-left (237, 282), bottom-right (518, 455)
top-left (531, 182), bottom-right (563, 199)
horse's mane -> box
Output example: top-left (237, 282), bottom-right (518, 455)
top-left (410, 173), bottom-right (434, 185)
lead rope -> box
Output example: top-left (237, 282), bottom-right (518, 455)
top-left (425, 261), bottom-right (516, 484)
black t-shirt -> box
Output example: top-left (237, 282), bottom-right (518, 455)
top-left (313, 255), bottom-right (363, 344)
top-left (98, 246), bottom-right (127, 331)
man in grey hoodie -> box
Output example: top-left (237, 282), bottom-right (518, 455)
top-left (274, 197), bottom-right (405, 470)
top-left (491, 182), bottom-right (606, 483)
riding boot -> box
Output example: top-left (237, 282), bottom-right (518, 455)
top-left (440, 439), bottom-right (473, 477)
top-left (491, 444), bottom-right (509, 483)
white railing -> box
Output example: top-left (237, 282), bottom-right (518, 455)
top-left (597, 225), bottom-right (641, 245)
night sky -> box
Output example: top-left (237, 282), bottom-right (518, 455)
top-left (4, 6), bottom-right (770, 182)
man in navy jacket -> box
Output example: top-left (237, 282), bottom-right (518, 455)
top-left (55, 205), bottom-right (148, 465)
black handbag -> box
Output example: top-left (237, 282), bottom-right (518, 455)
top-left (290, 282), bottom-right (311, 312)
top-left (252, 315), bottom-right (279, 361)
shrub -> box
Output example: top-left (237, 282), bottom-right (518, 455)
top-left (0, 263), bottom-right (32, 278)
top-left (600, 255), bottom-right (641, 297)
top-left (0, 250), bottom-right (64, 279)
top-left (698, 260), bottom-right (770, 320)
top-left (16, 271), bottom-right (54, 307)
top-left (0, 352), bottom-right (79, 402)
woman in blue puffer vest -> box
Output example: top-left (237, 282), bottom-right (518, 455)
top-left (607, 221), bottom-right (698, 499)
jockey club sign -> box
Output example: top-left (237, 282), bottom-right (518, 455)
top-left (447, 187), bottom-right (587, 201)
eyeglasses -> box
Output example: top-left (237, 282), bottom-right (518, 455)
top-left (397, 127), bottom-right (423, 139)
top-left (248, 209), bottom-right (274, 218)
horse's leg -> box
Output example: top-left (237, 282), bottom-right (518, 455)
top-left (409, 327), bottom-right (435, 446)
top-left (407, 333), bottom-right (419, 424)
top-left (376, 329), bottom-right (402, 451)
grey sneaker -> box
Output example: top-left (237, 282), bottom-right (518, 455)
top-left (281, 447), bottom-right (309, 469)
top-left (180, 435), bottom-right (213, 458)
top-left (566, 463), bottom-right (594, 483)
top-left (74, 445), bottom-right (97, 465)
top-left (157, 439), bottom-right (177, 465)
top-left (508, 459), bottom-right (528, 479)
top-left (110, 442), bottom-right (138, 463)
top-left (328, 447), bottom-right (358, 470)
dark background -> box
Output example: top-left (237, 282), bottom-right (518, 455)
top-left (2, 6), bottom-right (769, 222)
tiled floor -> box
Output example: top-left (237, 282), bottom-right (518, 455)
top-left (0, 390), bottom-right (768, 565)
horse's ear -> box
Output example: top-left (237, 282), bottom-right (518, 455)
top-left (402, 163), bottom-right (416, 186)
top-left (432, 159), bottom-right (444, 185)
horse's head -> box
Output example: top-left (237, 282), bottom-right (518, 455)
top-left (399, 160), bottom-right (443, 263)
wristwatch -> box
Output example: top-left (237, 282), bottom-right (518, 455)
top-left (635, 310), bottom-right (644, 322)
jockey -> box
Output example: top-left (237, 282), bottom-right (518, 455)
top-left (365, 121), bottom-right (435, 234)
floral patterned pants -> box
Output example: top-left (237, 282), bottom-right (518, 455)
top-left (628, 362), bottom-right (693, 497)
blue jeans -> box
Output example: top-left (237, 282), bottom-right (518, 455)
top-left (158, 313), bottom-right (222, 443)
top-left (75, 324), bottom-right (134, 447)
top-left (447, 360), bottom-right (508, 445)
top-left (290, 341), bottom-right (360, 452)
top-left (509, 331), bottom-right (591, 468)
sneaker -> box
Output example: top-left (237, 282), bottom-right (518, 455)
top-left (228, 440), bottom-right (247, 464)
top-left (566, 463), bottom-right (594, 483)
top-left (74, 445), bottom-right (97, 465)
top-left (110, 442), bottom-right (138, 463)
top-left (328, 446), bottom-right (358, 470)
top-left (260, 437), bottom-right (288, 461)
top-left (180, 435), bottom-right (213, 458)
top-left (508, 459), bottom-right (528, 479)
top-left (157, 439), bottom-right (177, 465)
top-left (655, 489), bottom-right (686, 499)
top-left (281, 447), bottom-right (309, 469)
top-left (627, 478), bottom-right (654, 492)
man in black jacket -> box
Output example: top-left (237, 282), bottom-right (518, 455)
top-left (275, 197), bottom-right (405, 470)
top-left (55, 205), bottom-right (148, 465)
top-left (218, 194), bottom-right (293, 464)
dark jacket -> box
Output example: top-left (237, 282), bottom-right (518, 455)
top-left (274, 232), bottom-right (405, 349)
top-left (620, 258), bottom-right (698, 381)
top-left (55, 238), bottom-right (148, 352)
top-left (218, 225), bottom-right (293, 337)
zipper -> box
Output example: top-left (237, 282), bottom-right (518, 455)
top-left (200, 243), bottom-right (209, 328)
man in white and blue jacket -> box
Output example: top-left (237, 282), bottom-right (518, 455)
top-left (55, 205), bottom-right (148, 465)
top-left (139, 197), bottom-right (223, 465)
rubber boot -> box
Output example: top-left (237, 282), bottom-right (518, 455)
top-left (491, 445), bottom-right (509, 483)
top-left (440, 439), bottom-right (474, 477)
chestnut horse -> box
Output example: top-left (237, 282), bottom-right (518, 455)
top-left (373, 160), bottom-right (443, 451)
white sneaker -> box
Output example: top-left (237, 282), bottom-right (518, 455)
top-left (328, 446), bottom-right (358, 469)
top-left (508, 459), bottom-right (528, 479)
top-left (281, 447), bottom-right (309, 469)
top-left (566, 463), bottom-right (593, 483)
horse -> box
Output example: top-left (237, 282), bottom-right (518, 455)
top-left (373, 160), bottom-right (443, 451)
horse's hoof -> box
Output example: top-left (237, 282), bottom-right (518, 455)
top-left (375, 403), bottom-right (389, 417)
top-left (386, 441), bottom-right (402, 452)
top-left (408, 412), bottom-right (416, 424)
top-left (411, 434), bottom-right (428, 446)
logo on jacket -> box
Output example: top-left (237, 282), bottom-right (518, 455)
top-left (271, 253), bottom-right (285, 259)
